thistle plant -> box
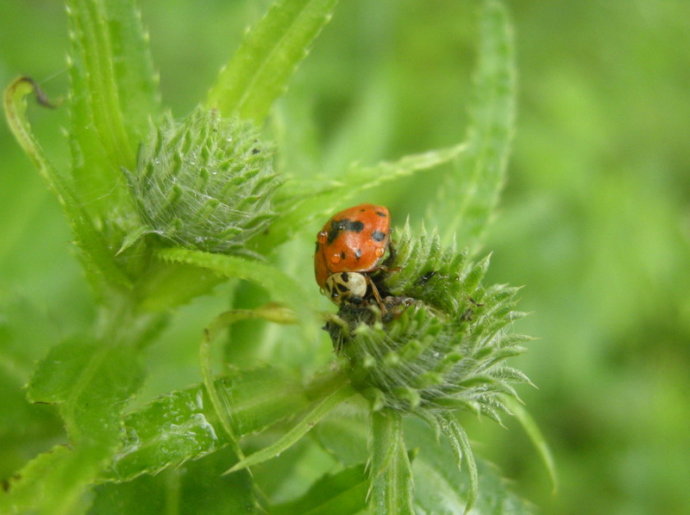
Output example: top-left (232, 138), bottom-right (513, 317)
top-left (1, 0), bottom-right (554, 514)
top-left (338, 225), bottom-right (530, 418)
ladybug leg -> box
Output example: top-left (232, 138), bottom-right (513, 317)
top-left (364, 275), bottom-right (387, 314)
top-left (378, 243), bottom-right (401, 275)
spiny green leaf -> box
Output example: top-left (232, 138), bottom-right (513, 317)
top-left (0, 445), bottom-right (71, 514)
top-left (206, 0), bottom-right (339, 122)
top-left (28, 339), bottom-right (144, 440)
top-left (440, 414), bottom-right (478, 514)
top-left (432, 0), bottom-right (516, 252)
top-left (3, 339), bottom-right (144, 514)
top-left (105, 366), bottom-right (308, 482)
top-left (3, 76), bottom-right (132, 292)
top-left (93, 448), bottom-right (257, 514)
top-left (67, 0), bottom-right (141, 218)
top-left (369, 410), bottom-right (400, 478)
top-left (369, 410), bottom-right (414, 515)
top-left (102, 0), bottom-right (161, 137)
top-left (261, 143), bottom-right (467, 252)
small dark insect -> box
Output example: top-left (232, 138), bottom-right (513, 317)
top-left (416, 270), bottom-right (437, 285)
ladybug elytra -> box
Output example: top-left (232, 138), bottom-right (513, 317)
top-left (314, 203), bottom-right (391, 305)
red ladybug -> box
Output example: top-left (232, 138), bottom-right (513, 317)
top-left (314, 204), bottom-right (391, 304)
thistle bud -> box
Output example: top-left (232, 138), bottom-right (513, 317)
top-left (332, 224), bottom-right (531, 420)
top-left (125, 108), bottom-right (282, 254)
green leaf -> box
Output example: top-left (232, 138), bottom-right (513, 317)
top-left (200, 304), bottom-right (298, 465)
top-left (271, 464), bottom-right (368, 515)
top-left (2, 339), bottom-right (143, 514)
top-left (502, 395), bottom-right (558, 493)
top-left (439, 414), bottom-right (478, 514)
top-left (101, 0), bottom-right (161, 138)
top-left (433, 0), bottom-right (516, 251)
top-left (227, 382), bottom-right (355, 473)
top-left (92, 448), bottom-right (256, 515)
top-left (67, 0), bottom-right (157, 220)
top-left (105, 366), bottom-right (308, 482)
top-left (260, 143), bottom-right (468, 252)
top-left (314, 410), bottom-right (370, 466)
top-left (206, 0), bottom-right (340, 122)
top-left (0, 445), bottom-right (73, 514)
top-left (27, 340), bottom-right (143, 434)
top-left (3, 77), bottom-right (132, 292)
top-left (405, 416), bottom-right (533, 514)
top-left (67, 0), bottom-right (130, 161)
top-left (136, 261), bottom-right (224, 312)
top-left (369, 410), bottom-right (414, 515)
top-left (156, 248), bottom-right (317, 334)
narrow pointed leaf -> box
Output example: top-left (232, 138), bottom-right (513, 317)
top-left (433, 0), bottom-right (516, 250)
top-left (3, 77), bottom-right (132, 291)
top-left (369, 410), bottom-right (414, 515)
top-left (199, 304), bottom-right (298, 467)
top-left (227, 382), bottom-right (355, 473)
top-left (260, 143), bottom-right (468, 251)
top-left (502, 395), bottom-right (558, 493)
top-left (102, 0), bottom-right (161, 136)
top-left (68, 0), bottom-right (157, 218)
top-left (441, 415), bottom-right (479, 514)
top-left (206, 0), bottom-right (340, 122)
top-left (369, 410), bottom-right (399, 478)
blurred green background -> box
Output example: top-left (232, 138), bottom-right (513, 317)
top-left (1, 1), bottom-right (688, 513)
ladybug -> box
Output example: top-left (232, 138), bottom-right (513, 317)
top-left (314, 204), bottom-right (391, 305)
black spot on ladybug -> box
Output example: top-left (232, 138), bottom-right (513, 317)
top-left (341, 272), bottom-right (349, 282)
top-left (336, 282), bottom-right (348, 293)
top-left (375, 211), bottom-right (387, 217)
top-left (371, 230), bottom-right (386, 242)
top-left (344, 219), bottom-right (365, 232)
top-left (328, 219), bottom-right (365, 244)
top-left (340, 251), bottom-right (346, 260)
top-left (354, 248), bottom-right (362, 260)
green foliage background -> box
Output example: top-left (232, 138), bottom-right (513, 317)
top-left (1, 1), bottom-right (689, 513)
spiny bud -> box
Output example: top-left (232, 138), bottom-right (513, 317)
top-left (125, 107), bottom-right (282, 254)
top-left (332, 224), bottom-right (531, 420)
